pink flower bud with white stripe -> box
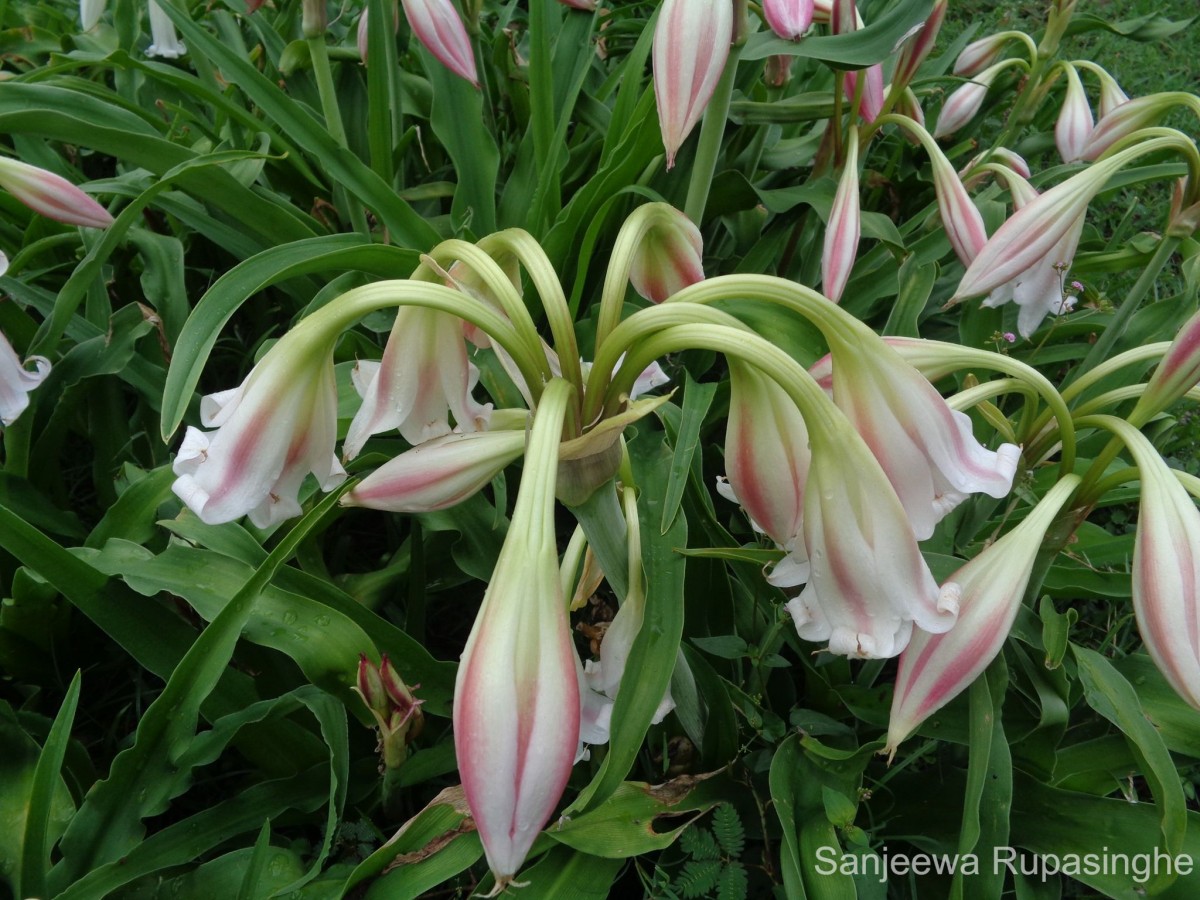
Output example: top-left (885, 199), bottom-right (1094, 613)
top-left (344, 305), bottom-right (492, 459)
top-left (357, 3), bottom-right (399, 63)
top-left (402, 0), bottom-right (478, 87)
top-left (823, 322), bottom-right (1021, 541)
top-left (886, 475), bottom-right (1080, 755)
top-left (454, 380), bottom-right (579, 886)
top-left (934, 61), bottom-right (1012, 138)
top-left (1081, 93), bottom-right (1181, 161)
top-left (953, 33), bottom-right (1011, 77)
top-left (828, 0), bottom-right (881, 122)
top-left (342, 426), bottom-right (527, 513)
top-left (1129, 436), bottom-right (1200, 711)
top-left (172, 332), bottom-right (346, 528)
top-left (627, 203), bottom-right (705, 303)
top-left (0, 157), bottom-right (113, 228)
top-left (786, 414), bottom-right (958, 660)
top-left (1131, 308), bottom-right (1200, 425)
top-left (1055, 65), bottom-right (1094, 163)
top-left (959, 147), bottom-right (1031, 189)
top-left (722, 359), bottom-right (811, 581)
top-left (0, 330), bottom-right (51, 427)
top-left (652, 0), bottom-right (733, 169)
top-left (822, 137), bottom-right (860, 303)
top-left (763, 0), bottom-right (814, 40)
top-left (892, 0), bottom-right (946, 91)
top-left (1095, 69), bottom-right (1129, 118)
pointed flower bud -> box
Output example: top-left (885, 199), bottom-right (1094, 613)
top-left (1080, 93), bottom-right (1179, 161)
top-left (892, 0), bottom-right (946, 91)
top-left (402, 0), bottom-right (479, 87)
top-left (454, 379), bottom-right (579, 886)
top-left (934, 61), bottom-right (1009, 138)
top-left (146, 1), bottom-right (186, 58)
top-left (357, 4), bottom-right (399, 63)
top-left (845, 64), bottom-right (885, 123)
top-left (886, 476), bottom-right (1080, 755)
top-left (627, 203), bottom-right (705, 303)
top-left (652, 0), bottom-right (733, 169)
top-left (0, 157), bottom-right (113, 229)
top-left (1055, 65), bottom-right (1094, 163)
top-left (1095, 68), bottom-right (1129, 118)
top-left (763, 0), bottom-right (814, 41)
top-left (0, 330), bottom-right (51, 427)
top-left (345, 305), bottom-right (492, 459)
top-left (953, 33), bottom-right (1010, 77)
top-left (822, 137), bottom-right (860, 303)
top-left (722, 360), bottom-right (811, 582)
top-left (342, 427), bottom-right (527, 513)
top-left (172, 333), bottom-right (346, 528)
top-left (356, 654), bottom-right (425, 768)
top-left (823, 323), bottom-right (1021, 541)
top-left (1132, 307), bottom-right (1200, 424)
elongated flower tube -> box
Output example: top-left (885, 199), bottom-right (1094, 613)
top-left (627, 203), bottom-right (705, 303)
top-left (345, 304), bottom-right (491, 458)
top-left (172, 333), bottom-right (346, 528)
top-left (821, 136), bottom-right (860, 303)
top-left (1080, 93), bottom-right (1184, 161)
top-left (763, 0), bottom-right (814, 41)
top-left (0, 331), bottom-right (51, 427)
top-left (722, 359), bottom-right (811, 583)
top-left (955, 139), bottom-right (1179, 336)
top-left (1131, 308), bottom-right (1200, 426)
top-left (0, 157), bottom-right (113, 228)
top-left (343, 426), bottom-right (527, 513)
top-left (822, 322), bottom-right (1021, 541)
top-left (454, 379), bottom-right (579, 886)
top-left (1055, 65), bottom-right (1094, 163)
top-left (146, 1), bottom-right (185, 57)
top-left (886, 475), bottom-right (1081, 755)
top-left (652, 0), bottom-right (733, 169)
top-left (402, 0), bottom-right (478, 87)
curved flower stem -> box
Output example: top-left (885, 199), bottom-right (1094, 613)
top-left (422, 238), bottom-right (555, 390)
top-left (477, 229), bottom-right (584, 396)
top-left (293, 280), bottom-right (549, 401)
top-left (946, 378), bottom-right (1034, 445)
top-left (1071, 414), bottom-right (1165, 510)
top-left (590, 274), bottom-right (1077, 473)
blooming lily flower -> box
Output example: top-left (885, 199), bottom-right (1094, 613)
top-left (720, 359), bottom-right (811, 585)
top-left (763, 0), bottom-right (814, 41)
top-left (342, 425), bottom-right (527, 513)
top-left (823, 323), bottom-right (1021, 541)
top-left (1055, 64), bottom-right (1094, 163)
top-left (344, 304), bottom-right (492, 459)
top-left (821, 137), bottom-right (860, 303)
top-left (401, 0), bottom-right (479, 87)
top-left (652, 0), bottom-right (733, 169)
top-left (786, 415), bottom-right (959, 660)
top-left (887, 475), bottom-right (1081, 755)
top-left (454, 379), bottom-right (579, 885)
top-left (0, 330), bottom-right (51, 427)
top-left (0, 157), bottom-right (113, 229)
top-left (171, 333), bottom-right (346, 528)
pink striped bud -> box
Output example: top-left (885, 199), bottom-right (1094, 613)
top-left (929, 142), bottom-right (988, 266)
top-left (454, 380), bottom-right (578, 885)
top-left (886, 476), bottom-right (1080, 755)
top-left (556, 0), bottom-right (596, 9)
top-left (1132, 307), bottom-right (1200, 424)
top-left (1096, 69), bottom-right (1129, 118)
top-left (0, 157), bottom-right (113, 228)
top-left (953, 33), bottom-right (1009, 77)
top-left (1055, 65), bottom-right (1094, 163)
top-left (959, 147), bottom-right (1031, 188)
top-left (821, 137), bottom-right (860, 303)
top-left (652, 0), bottom-right (733, 169)
top-left (343, 428), bottom-right (526, 513)
top-left (845, 64), bottom-right (885, 123)
top-left (1081, 93), bottom-right (1175, 161)
top-left (933, 62), bottom-right (1006, 138)
top-left (401, 0), bottom-right (478, 87)
top-left (356, 654), bottom-right (425, 768)
top-left (357, 3), bottom-right (400, 63)
top-left (1167, 176), bottom-right (1200, 237)
top-left (0, 330), bottom-right (51, 427)
top-left (892, 0), bottom-right (946, 90)
top-left (627, 203), bottom-right (705, 303)
top-left (763, 0), bottom-right (814, 41)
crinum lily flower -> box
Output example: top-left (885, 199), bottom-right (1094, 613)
top-left (0, 330), bottom-right (51, 427)
top-left (0, 157), bottom-right (113, 228)
top-left (172, 330), bottom-right (346, 528)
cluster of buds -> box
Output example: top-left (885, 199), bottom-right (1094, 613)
top-left (355, 654), bottom-right (425, 769)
